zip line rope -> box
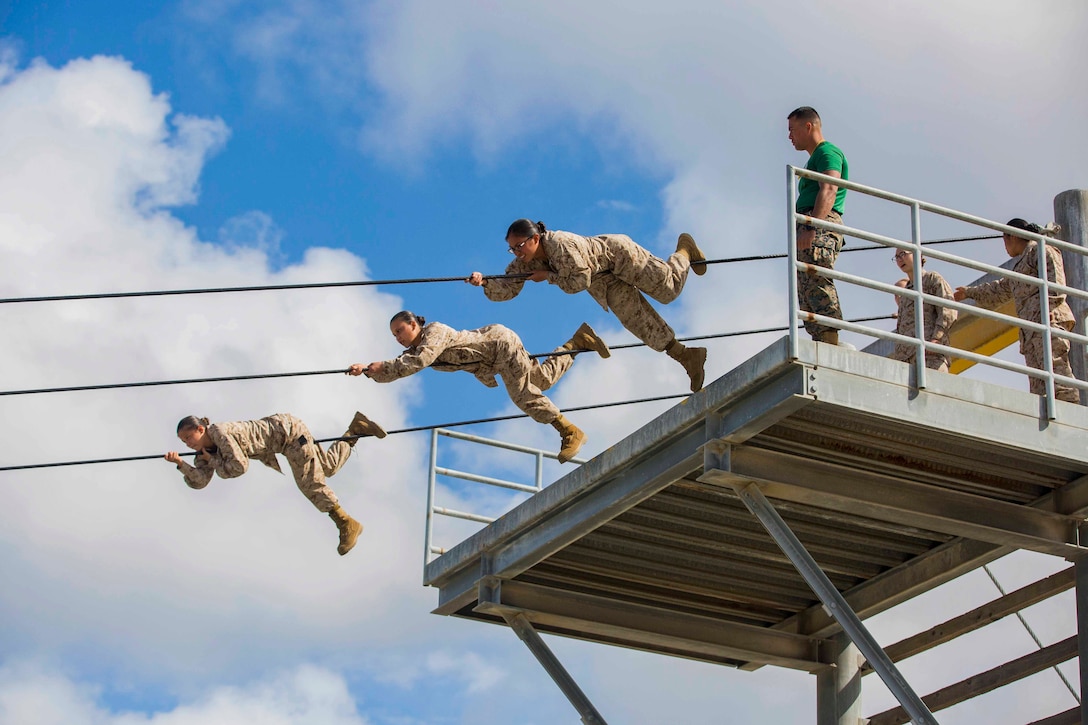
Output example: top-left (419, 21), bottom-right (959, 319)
top-left (0, 392), bottom-right (690, 473)
top-left (0, 234), bottom-right (994, 306)
top-left (0, 315), bottom-right (895, 397)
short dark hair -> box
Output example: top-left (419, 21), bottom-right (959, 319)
top-left (506, 219), bottom-right (547, 240)
top-left (788, 106), bottom-right (821, 124)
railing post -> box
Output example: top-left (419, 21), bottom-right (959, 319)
top-left (1038, 236), bottom-right (1057, 419)
top-left (1055, 190), bottom-right (1088, 406)
top-left (910, 202), bottom-right (927, 390)
top-left (787, 165), bottom-right (800, 359)
top-left (424, 427), bottom-right (439, 571)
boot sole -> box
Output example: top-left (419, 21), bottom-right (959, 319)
top-left (350, 412), bottom-right (387, 439)
top-left (678, 233), bottom-right (707, 276)
top-left (575, 323), bottom-right (611, 359)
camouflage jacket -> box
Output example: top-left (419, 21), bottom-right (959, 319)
top-left (176, 417), bottom-right (286, 489)
top-left (369, 322), bottom-right (515, 388)
top-left (483, 230), bottom-right (630, 312)
top-left (891, 269), bottom-right (957, 361)
top-left (963, 241), bottom-right (1075, 335)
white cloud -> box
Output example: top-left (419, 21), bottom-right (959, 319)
top-left (0, 663), bottom-right (369, 725)
top-left (0, 54), bottom-right (434, 686)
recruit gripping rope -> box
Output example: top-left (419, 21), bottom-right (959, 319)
top-left (0, 235), bottom-right (994, 306)
top-left (0, 392), bottom-right (689, 473)
top-left (0, 316), bottom-right (895, 397)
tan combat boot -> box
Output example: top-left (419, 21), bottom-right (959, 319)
top-left (665, 340), bottom-right (707, 392)
top-left (344, 411), bottom-right (387, 445)
top-left (676, 233), bottom-right (707, 276)
top-left (551, 414), bottom-right (586, 464)
top-left (816, 330), bottom-right (839, 345)
top-left (564, 322), bottom-right (611, 358)
top-left (328, 505), bottom-right (363, 555)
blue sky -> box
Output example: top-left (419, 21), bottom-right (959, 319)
top-left (1, 1), bottom-right (1086, 723)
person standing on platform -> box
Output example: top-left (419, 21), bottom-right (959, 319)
top-left (954, 218), bottom-right (1081, 403)
top-left (349, 311), bottom-right (611, 463)
top-left (788, 106), bottom-right (849, 345)
top-left (889, 249), bottom-right (957, 372)
top-left (165, 411), bottom-right (386, 556)
top-left (466, 220), bottom-right (708, 392)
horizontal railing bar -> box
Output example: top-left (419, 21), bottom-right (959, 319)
top-left (792, 166), bottom-right (1088, 259)
top-left (435, 466), bottom-right (540, 494)
top-left (804, 311), bottom-right (1088, 392)
top-left (432, 507), bottom-right (496, 525)
top-left (437, 427), bottom-right (587, 463)
top-left (795, 215), bottom-right (1088, 305)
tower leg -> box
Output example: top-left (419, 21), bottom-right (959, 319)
top-left (816, 633), bottom-right (864, 725)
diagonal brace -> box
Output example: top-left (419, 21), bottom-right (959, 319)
top-left (731, 481), bottom-right (939, 725)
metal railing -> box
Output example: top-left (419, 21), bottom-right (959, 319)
top-left (787, 165), bottom-right (1088, 419)
top-left (424, 427), bottom-right (586, 568)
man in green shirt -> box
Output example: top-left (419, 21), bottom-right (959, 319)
top-left (788, 106), bottom-right (849, 344)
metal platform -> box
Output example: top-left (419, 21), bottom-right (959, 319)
top-left (424, 336), bottom-right (1088, 720)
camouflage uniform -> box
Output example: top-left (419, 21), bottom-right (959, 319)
top-left (369, 322), bottom-right (572, 423)
top-left (797, 211), bottom-right (844, 339)
top-left (483, 230), bottom-right (690, 351)
top-left (890, 269), bottom-right (957, 372)
top-left (175, 414), bottom-right (349, 512)
top-left (961, 241), bottom-right (1080, 402)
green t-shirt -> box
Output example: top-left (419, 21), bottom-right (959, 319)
top-left (796, 141), bottom-right (848, 214)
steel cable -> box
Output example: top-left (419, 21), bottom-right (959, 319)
top-left (0, 392), bottom-right (690, 472)
top-left (0, 316), bottom-right (895, 396)
top-left (0, 235), bottom-right (993, 306)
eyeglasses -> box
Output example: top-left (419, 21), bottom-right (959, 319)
top-left (894, 251), bottom-right (910, 260)
top-left (508, 238), bottom-right (532, 255)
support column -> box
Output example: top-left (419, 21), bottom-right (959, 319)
top-left (1076, 559), bottom-right (1088, 725)
top-left (1054, 190), bottom-right (1088, 402)
top-left (816, 633), bottom-right (864, 725)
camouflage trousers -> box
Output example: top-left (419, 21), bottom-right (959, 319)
top-left (1022, 325), bottom-right (1081, 403)
top-left (493, 330), bottom-right (575, 424)
top-left (269, 414), bottom-right (351, 512)
top-left (796, 211), bottom-right (844, 339)
top-left (593, 236), bottom-right (690, 352)
top-left (608, 235), bottom-right (691, 305)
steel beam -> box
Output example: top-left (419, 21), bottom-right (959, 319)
top-left (475, 579), bottom-right (828, 671)
top-left (866, 567), bottom-right (1075, 672)
top-left (866, 636), bottom-right (1078, 725)
top-left (800, 365), bottom-right (1088, 463)
top-left (709, 365), bottom-right (814, 444)
top-left (700, 446), bottom-right (1088, 559)
top-left (731, 481), bottom-right (938, 725)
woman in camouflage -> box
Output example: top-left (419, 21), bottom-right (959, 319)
top-left (349, 310), bottom-right (610, 463)
top-left (165, 410), bottom-right (385, 556)
top-left (467, 219), bottom-right (708, 392)
top-left (954, 218), bottom-right (1080, 403)
top-left (889, 249), bottom-right (957, 372)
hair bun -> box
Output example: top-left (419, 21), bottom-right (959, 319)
top-left (536, 221), bottom-right (547, 233)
